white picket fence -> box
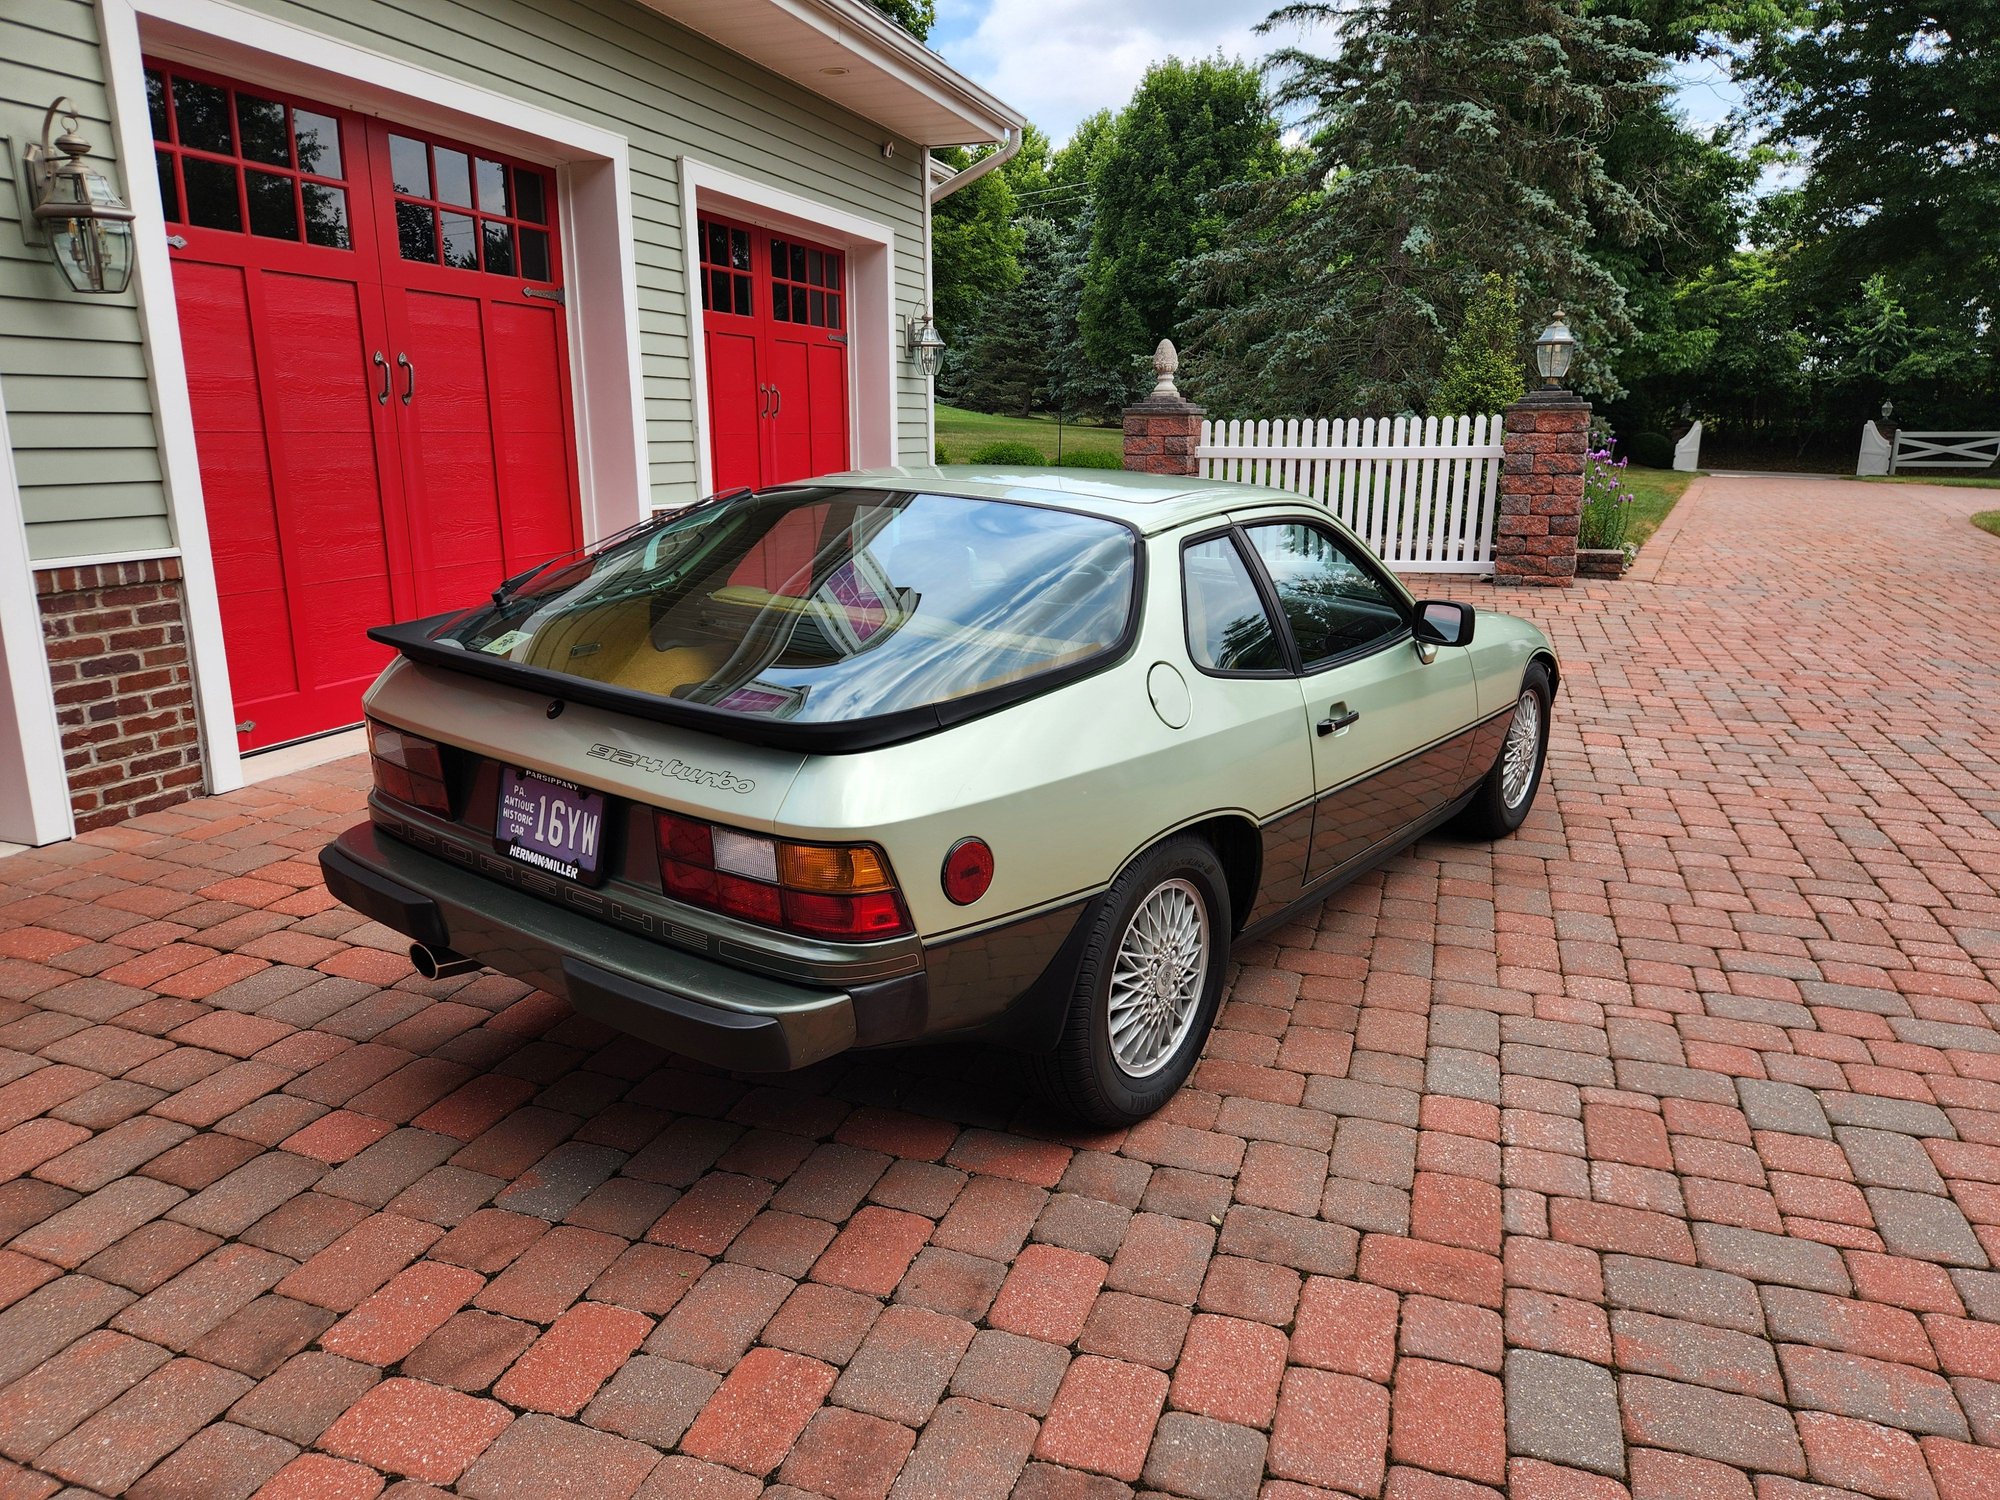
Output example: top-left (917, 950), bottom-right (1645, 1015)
top-left (1197, 415), bottom-right (1505, 573)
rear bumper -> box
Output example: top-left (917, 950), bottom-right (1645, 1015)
top-left (319, 822), bottom-right (888, 1071)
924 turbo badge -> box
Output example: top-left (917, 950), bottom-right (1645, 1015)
top-left (587, 743), bottom-right (756, 794)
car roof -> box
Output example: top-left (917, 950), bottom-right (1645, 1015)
top-left (795, 465), bottom-right (1306, 535)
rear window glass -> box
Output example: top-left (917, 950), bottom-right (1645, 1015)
top-left (427, 488), bottom-right (1137, 722)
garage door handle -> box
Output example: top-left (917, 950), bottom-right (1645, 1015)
top-left (1318, 708), bottom-right (1360, 736)
top-left (770, 385), bottom-right (782, 417)
top-left (397, 353), bottom-right (416, 406)
top-left (372, 351), bottom-right (390, 406)
top-left (757, 383), bottom-right (770, 417)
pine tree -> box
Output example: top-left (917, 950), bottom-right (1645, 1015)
top-left (958, 219), bottom-right (1062, 417)
top-left (1183, 0), bottom-right (1662, 417)
top-left (1431, 273), bottom-right (1527, 415)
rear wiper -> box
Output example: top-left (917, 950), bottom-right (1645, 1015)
top-left (490, 487), bottom-right (756, 606)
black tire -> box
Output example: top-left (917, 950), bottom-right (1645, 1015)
top-left (1030, 836), bottom-right (1232, 1127)
top-left (1454, 661), bottom-right (1553, 839)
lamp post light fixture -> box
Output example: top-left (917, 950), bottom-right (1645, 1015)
top-left (1534, 310), bottom-right (1578, 391)
top-left (907, 310), bottom-right (946, 381)
top-left (23, 99), bottom-right (137, 296)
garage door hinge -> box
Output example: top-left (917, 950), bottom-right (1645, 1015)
top-left (523, 285), bottom-right (565, 305)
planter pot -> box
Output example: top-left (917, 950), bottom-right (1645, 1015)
top-left (1577, 548), bottom-right (1628, 579)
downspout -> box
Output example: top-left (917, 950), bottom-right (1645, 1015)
top-left (930, 128), bottom-right (1018, 204)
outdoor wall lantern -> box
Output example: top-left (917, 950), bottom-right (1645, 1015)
top-left (907, 310), bottom-right (947, 381)
top-left (1534, 311), bottom-right (1577, 389)
top-left (23, 99), bottom-right (137, 296)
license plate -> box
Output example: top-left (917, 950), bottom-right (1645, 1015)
top-left (497, 768), bottom-right (607, 884)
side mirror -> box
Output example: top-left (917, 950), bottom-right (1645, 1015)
top-left (1413, 600), bottom-right (1475, 648)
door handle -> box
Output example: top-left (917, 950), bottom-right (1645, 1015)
top-left (770, 385), bottom-right (782, 417)
top-left (397, 353), bottom-right (415, 406)
top-left (1317, 708), bottom-right (1360, 737)
top-left (757, 383), bottom-right (770, 418)
top-left (372, 351), bottom-right (390, 405)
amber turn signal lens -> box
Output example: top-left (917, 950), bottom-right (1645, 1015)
top-left (941, 837), bottom-right (994, 905)
top-left (780, 842), bottom-right (893, 893)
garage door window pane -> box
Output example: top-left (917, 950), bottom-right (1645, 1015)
top-left (173, 77), bottom-right (233, 155)
top-left (515, 170), bottom-right (547, 224)
top-left (1243, 522), bottom-right (1406, 665)
top-left (397, 200), bottom-right (437, 262)
top-left (182, 157), bottom-right (241, 232)
top-left (434, 147), bottom-right (473, 207)
top-left (389, 134), bottom-right (429, 197)
top-left (482, 221), bottom-right (515, 275)
top-left (440, 211), bottom-right (479, 269)
top-left (237, 94), bottom-right (290, 166)
top-left (1184, 537), bottom-right (1283, 673)
top-left (294, 109), bottom-right (342, 178)
top-left (246, 169), bottom-right (299, 239)
top-left (520, 228), bottom-right (552, 282)
top-left (303, 184), bottom-right (350, 248)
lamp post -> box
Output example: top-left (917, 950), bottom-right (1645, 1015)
top-left (1534, 311), bottom-right (1577, 391)
top-left (23, 99), bottom-right (137, 296)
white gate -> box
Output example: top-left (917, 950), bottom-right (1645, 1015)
top-left (1891, 431), bottom-right (2000, 473)
top-left (1197, 415), bottom-right (1505, 574)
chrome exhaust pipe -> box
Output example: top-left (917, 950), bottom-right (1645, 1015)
top-left (409, 942), bottom-right (480, 980)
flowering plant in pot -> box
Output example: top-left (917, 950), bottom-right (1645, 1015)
top-left (1577, 445), bottom-right (1635, 577)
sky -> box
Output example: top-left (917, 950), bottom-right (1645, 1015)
top-left (928, 0), bottom-right (1751, 145)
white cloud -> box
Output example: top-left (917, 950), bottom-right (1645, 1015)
top-left (936, 0), bottom-right (1280, 142)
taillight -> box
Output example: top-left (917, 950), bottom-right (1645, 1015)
top-left (656, 812), bottom-right (910, 939)
top-left (368, 720), bottom-right (450, 816)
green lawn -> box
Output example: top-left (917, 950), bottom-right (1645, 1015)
top-left (1974, 512), bottom-right (2000, 539)
top-left (1620, 466), bottom-right (1698, 550)
top-left (1858, 474), bottom-right (2000, 490)
top-left (934, 404), bottom-right (1124, 464)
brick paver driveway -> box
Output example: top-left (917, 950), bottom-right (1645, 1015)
top-left (5, 474), bottom-right (2000, 1500)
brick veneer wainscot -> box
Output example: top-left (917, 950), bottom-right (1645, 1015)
top-left (36, 557), bottom-right (204, 830)
top-left (1494, 393), bottom-right (1591, 586)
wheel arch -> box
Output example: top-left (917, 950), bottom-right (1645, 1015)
top-left (1528, 649), bottom-right (1561, 698)
top-left (1178, 813), bottom-right (1261, 936)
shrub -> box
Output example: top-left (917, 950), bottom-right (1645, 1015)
top-left (1056, 448), bottom-right (1124, 469)
top-left (1627, 431), bottom-right (1675, 469)
top-left (1431, 273), bottom-right (1527, 416)
top-left (968, 440), bottom-right (1047, 465)
top-left (1577, 446), bottom-right (1633, 551)
top-left (934, 441), bottom-right (949, 464)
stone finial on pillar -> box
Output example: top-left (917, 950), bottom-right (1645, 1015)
top-left (1123, 339), bottom-right (1206, 478)
top-left (1494, 390), bottom-right (1591, 587)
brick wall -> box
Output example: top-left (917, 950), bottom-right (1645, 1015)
top-left (36, 559), bottom-right (205, 831)
top-left (1494, 395), bottom-right (1591, 586)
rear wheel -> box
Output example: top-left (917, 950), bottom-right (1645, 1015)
top-left (1031, 836), bottom-right (1231, 1126)
top-left (1454, 662), bottom-right (1553, 839)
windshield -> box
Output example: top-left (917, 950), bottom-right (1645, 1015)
top-left (425, 488), bottom-right (1138, 723)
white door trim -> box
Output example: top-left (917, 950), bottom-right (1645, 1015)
top-left (96, 0), bottom-right (650, 792)
top-left (678, 155), bottom-right (899, 497)
top-left (0, 385), bottom-right (76, 847)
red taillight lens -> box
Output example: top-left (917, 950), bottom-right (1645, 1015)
top-left (368, 720), bottom-right (449, 815)
top-left (655, 811), bottom-right (910, 940)
top-left (942, 837), bottom-right (995, 905)
top-left (783, 889), bottom-right (909, 938)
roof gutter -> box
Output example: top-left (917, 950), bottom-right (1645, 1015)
top-left (930, 127), bottom-right (1020, 204)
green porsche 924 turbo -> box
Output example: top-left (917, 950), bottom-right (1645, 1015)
top-left (320, 466), bottom-right (1559, 1125)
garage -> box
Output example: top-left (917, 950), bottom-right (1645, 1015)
top-left (149, 59), bottom-right (582, 752)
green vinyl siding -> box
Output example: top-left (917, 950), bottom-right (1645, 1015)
top-left (2, 0), bottom-right (173, 562)
top-left (5, 0), bottom-right (940, 563)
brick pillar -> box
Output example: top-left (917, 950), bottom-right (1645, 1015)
top-left (1123, 339), bottom-right (1205, 477)
top-left (36, 558), bottom-right (204, 832)
top-left (1495, 391), bottom-right (1591, 587)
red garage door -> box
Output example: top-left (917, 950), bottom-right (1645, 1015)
top-left (149, 61), bottom-right (580, 751)
top-left (699, 214), bottom-right (851, 493)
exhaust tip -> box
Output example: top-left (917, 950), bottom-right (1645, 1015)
top-left (410, 943), bottom-right (480, 980)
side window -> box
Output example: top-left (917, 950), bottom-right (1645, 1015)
top-left (1243, 522), bottom-right (1407, 667)
top-left (1183, 537), bottom-right (1284, 673)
